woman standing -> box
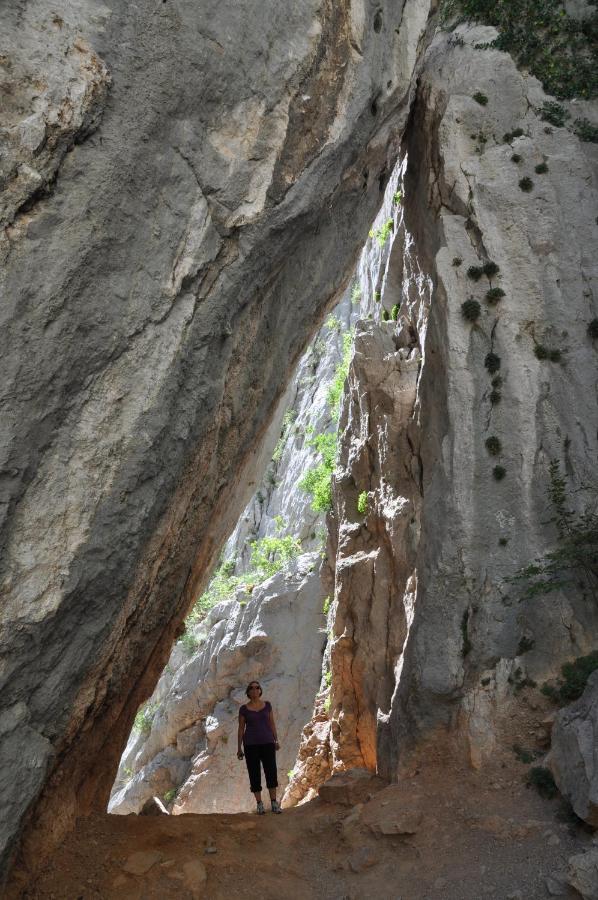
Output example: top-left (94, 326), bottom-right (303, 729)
top-left (237, 681), bottom-right (282, 814)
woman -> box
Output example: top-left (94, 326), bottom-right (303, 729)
top-left (237, 681), bottom-right (282, 814)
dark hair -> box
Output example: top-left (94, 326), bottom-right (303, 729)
top-left (246, 682), bottom-right (263, 697)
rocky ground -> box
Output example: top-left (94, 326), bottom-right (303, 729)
top-left (8, 756), bottom-right (596, 900)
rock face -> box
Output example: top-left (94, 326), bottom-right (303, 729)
top-left (549, 671), bottom-right (598, 827)
top-left (288, 21), bottom-right (598, 797)
top-left (0, 0), bottom-right (434, 875)
top-left (109, 553), bottom-right (325, 815)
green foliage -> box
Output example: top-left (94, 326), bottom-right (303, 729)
top-left (391, 304), bottom-right (400, 321)
top-left (485, 352), bottom-right (501, 374)
top-left (485, 435), bottom-right (502, 455)
top-left (574, 117), bottom-right (598, 142)
top-left (180, 628), bottom-right (201, 655)
top-left (322, 595), bottom-right (331, 616)
top-left (440, 0), bottom-right (598, 100)
top-left (509, 460), bottom-right (598, 602)
top-left (490, 389), bottom-right (502, 405)
top-left (272, 409), bottom-right (297, 462)
top-left (504, 127), bottom-right (525, 141)
top-left (588, 319), bottom-right (598, 339)
top-left (326, 332), bottom-right (354, 421)
top-left (461, 299), bottom-right (481, 321)
top-left (325, 670), bottom-right (332, 687)
top-left (513, 744), bottom-right (534, 764)
top-left (483, 261), bottom-right (500, 279)
top-left (519, 176), bottom-right (534, 192)
top-left (535, 162), bottom-right (549, 174)
top-left (392, 190), bottom-right (403, 206)
top-left (248, 530), bottom-right (301, 580)
top-left (499, 536), bottom-right (509, 546)
top-left (357, 491), bottom-right (368, 515)
top-left (287, 769), bottom-right (295, 779)
top-left (163, 788), bottom-right (178, 805)
top-left (534, 344), bottom-right (562, 362)
top-left (486, 287), bottom-right (505, 304)
top-left (134, 702), bottom-right (158, 736)
top-left (326, 314), bottom-right (342, 333)
top-left (473, 91), bottom-right (489, 105)
top-left (527, 766), bottom-right (558, 799)
top-left (517, 635), bottom-right (535, 654)
top-left (541, 652), bottom-right (598, 703)
top-left (540, 100), bottom-right (570, 127)
top-left (369, 218), bottom-right (394, 247)
top-left (299, 432), bottom-right (337, 512)
top-left (467, 265), bottom-right (484, 281)
top-left (491, 375), bottom-right (503, 389)
top-left (511, 153), bottom-right (522, 163)
top-left (351, 283), bottom-right (362, 304)
top-left (452, 257), bottom-right (463, 267)
top-left (493, 465), bottom-right (507, 481)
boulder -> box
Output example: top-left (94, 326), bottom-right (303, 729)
top-left (318, 768), bottom-right (387, 806)
top-left (549, 671), bottom-right (598, 826)
top-left (139, 797), bottom-right (169, 816)
top-left (567, 849), bottom-right (598, 900)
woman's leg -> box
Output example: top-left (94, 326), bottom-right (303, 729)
top-left (244, 745), bottom-right (264, 810)
top-left (259, 744), bottom-right (280, 811)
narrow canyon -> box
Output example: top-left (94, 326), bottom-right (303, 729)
top-left (1, 0), bottom-right (597, 897)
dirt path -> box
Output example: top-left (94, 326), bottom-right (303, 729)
top-left (7, 762), bottom-right (592, 899)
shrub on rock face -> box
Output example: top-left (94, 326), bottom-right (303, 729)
top-left (511, 153), bottom-right (522, 163)
top-left (485, 435), bottom-right (501, 455)
top-left (574, 118), bottom-right (598, 142)
top-left (493, 465), bottom-right (506, 480)
top-left (391, 304), bottom-right (399, 321)
top-left (540, 101), bottom-right (569, 127)
top-left (490, 390), bottom-right (502, 405)
top-left (452, 256), bottom-right (463, 267)
top-left (519, 176), bottom-right (534, 192)
top-left (484, 352), bottom-right (501, 374)
top-left (461, 299), bottom-right (481, 321)
top-left (467, 265), bottom-right (484, 281)
top-left (486, 287), bottom-right (505, 304)
top-left (483, 261), bottom-right (500, 279)
top-left (588, 319), bottom-right (598, 339)
top-left (535, 162), bottom-right (549, 174)
top-left (473, 91), bottom-right (488, 105)
top-left (357, 491), bottom-right (368, 515)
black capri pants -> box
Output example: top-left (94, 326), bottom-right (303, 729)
top-left (244, 743), bottom-right (278, 793)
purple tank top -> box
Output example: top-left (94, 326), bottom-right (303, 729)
top-left (240, 701), bottom-right (275, 746)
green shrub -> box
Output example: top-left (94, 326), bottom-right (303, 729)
top-left (351, 283), bottom-right (362, 303)
top-left (486, 287), bottom-right (505, 304)
top-left (461, 299), bottom-right (481, 321)
top-left (325, 670), bottom-right (332, 687)
top-left (452, 257), bottom-right (463, 267)
top-left (535, 162), bottom-right (549, 174)
top-left (390, 304), bottom-right (399, 321)
top-left (485, 435), bottom-right (502, 455)
top-left (322, 595), bottom-right (331, 616)
top-left (511, 153), bottom-right (522, 163)
top-left (483, 261), bottom-right (500, 279)
top-left (299, 432), bottom-right (337, 513)
top-left (542, 652), bottom-right (598, 704)
top-left (467, 265), bottom-right (484, 281)
top-left (180, 629), bottom-right (201, 655)
top-left (382, 309), bottom-right (390, 321)
top-left (134, 702), bottom-right (158, 736)
top-left (490, 389), bottom-right (502, 405)
top-left (499, 537), bottom-right (509, 546)
top-left (513, 744), bottom-right (534, 764)
top-left (508, 460), bottom-right (598, 603)
top-left (527, 766), bottom-right (558, 799)
top-left (326, 314), bottom-right (341, 333)
top-left (473, 91), bottom-right (488, 105)
top-left (392, 191), bottom-right (403, 205)
top-left (369, 218), bottom-right (394, 247)
top-left (484, 352), bottom-right (501, 374)
top-left (588, 319), bottom-right (598, 339)
top-left (519, 176), bottom-right (534, 192)
top-left (327, 331), bottom-right (354, 421)
top-left (540, 101), bottom-right (570, 127)
top-left (574, 117), bottom-right (598, 142)
top-left (535, 344), bottom-right (561, 362)
top-left (248, 530), bottom-right (301, 580)
top-left (493, 465), bottom-right (507, 481)
top-left (357, 491), bottom-right (368, 515)
top-left (163, 788), bottom-right (178, 805)
top-left (491, 375), bottom-right (503, 389)
top-left (517, 635), bottom-right (535, 654)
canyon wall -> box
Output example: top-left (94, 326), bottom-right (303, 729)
top-left (0, 0), bottom-right (435, 875)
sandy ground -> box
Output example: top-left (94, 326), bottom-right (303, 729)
top-left (6, 758), bottom-right (594, 900)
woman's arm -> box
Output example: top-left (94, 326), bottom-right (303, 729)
top-left (237, 711), bottom-right (245, 758)
top-left (268, 705), bottom-right (280, 748)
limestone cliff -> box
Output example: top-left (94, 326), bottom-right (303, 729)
top-left (0, 0), bottom-right (434, 874)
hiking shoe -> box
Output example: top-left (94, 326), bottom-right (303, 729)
top-left (256, 801), bottom-right (265, 815)
top-left (271, 800), bottom-right (282, 814)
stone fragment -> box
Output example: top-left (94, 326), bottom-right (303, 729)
top-left (182, 858), bottom-right (208, 895)
top-left (550, 671), bottom-right (598, 827)
top-left (121, 850), bottom-right (163, 875)
top-left (139, 796), bottom-right (169, 816)
top-left (360, 782), bottom-right (423, 836)
top-left (318, 768), bottom-right (387, 806)
top-left (567, 849), bottom-right (598, 900)
top-left (348, 846), bottom-right (379, 873)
